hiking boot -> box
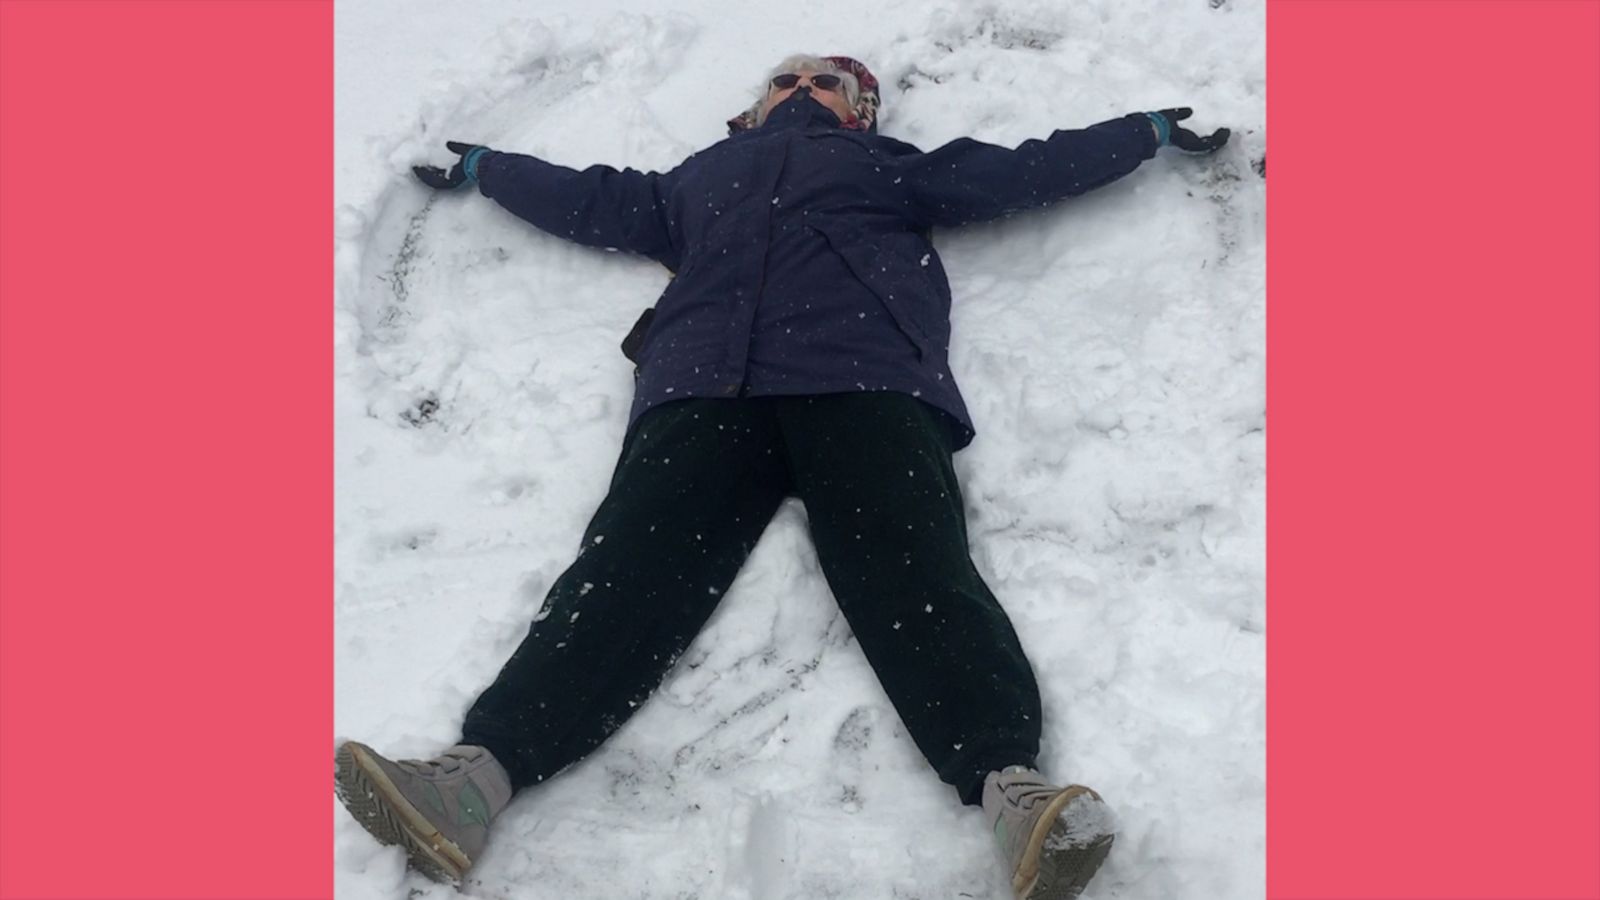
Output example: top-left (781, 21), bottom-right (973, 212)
top-left (334, 740), bottom-right (514, 883)
top-left (982, 766), bottom-right (1117, 899)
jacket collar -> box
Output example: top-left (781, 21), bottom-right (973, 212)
top-left (759, 91), bottom-right (843, 132)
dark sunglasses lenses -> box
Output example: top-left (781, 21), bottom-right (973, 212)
top-left (771, 73), bottom-right (843, 92)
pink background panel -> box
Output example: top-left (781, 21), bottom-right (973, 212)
top-left (1269, 1), bottom-right (1600, 898)
top-left (0, 1), bottom-right (333, 898)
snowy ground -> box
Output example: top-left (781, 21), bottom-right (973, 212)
top-left (334, 0), bottom-right (1265, 897)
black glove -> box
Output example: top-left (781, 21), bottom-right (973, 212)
top-left (412, 140), bottom-right (492, 190)
top-left (1152, 108), bottom-right (1230, 154)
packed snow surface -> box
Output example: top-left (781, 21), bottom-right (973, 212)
top-left (335, 0), bottom-right (1264, 897)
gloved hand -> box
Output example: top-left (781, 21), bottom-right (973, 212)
top-left (412, 140), bottom-right (493, 189)
top-left (1146, 109), bottom-right (1230, 153)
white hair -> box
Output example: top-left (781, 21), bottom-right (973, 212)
top-left (754, 54), bottom-right (860, 124)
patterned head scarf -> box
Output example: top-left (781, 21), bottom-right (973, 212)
top-left (727, 56), bottom-right (882, 136)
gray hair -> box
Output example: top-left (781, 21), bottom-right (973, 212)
top-left (755, 54), bottom-right (860, 124)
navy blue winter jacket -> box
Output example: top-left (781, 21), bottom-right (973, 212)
top-left (473, 92), bottom-right (1161, 449)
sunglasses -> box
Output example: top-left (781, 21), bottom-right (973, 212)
top-left (770, 72), bottom-right (844, 93)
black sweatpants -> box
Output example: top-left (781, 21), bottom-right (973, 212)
top-left (461, 393), bottom-right (1041, 806)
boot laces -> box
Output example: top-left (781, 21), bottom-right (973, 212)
top-left (402, 748), bottom-right (478, 777)
top-left (1005, 779), bottom-right (1060, 811)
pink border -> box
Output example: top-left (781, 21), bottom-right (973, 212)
top-left (1, 0), bottom-right (1596, 898)
top-left (1268, 1), bottom-right (1599, 898)
top-left (1, 1), bottom-right (333, 897)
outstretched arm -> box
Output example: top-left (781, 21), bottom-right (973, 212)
top-left (899, 113), bottom-right (1162, 229)
top-left (474, 151), bottom-right (682, 271)
top-left (410, 141), bottom-right (682, 270)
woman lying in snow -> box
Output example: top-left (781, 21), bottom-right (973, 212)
top-left (336, 53), bottom-right (1228, 900)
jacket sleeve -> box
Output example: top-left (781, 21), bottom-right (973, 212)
top-left (473, 150), bottom-right (682, 271)
top-left (898, 113), bottom-right (1160, 229)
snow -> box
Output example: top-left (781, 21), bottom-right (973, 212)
top-left (1047, 793), bottom-right (1121, 850)
top-left (335, 0), bottom-right (1265, 897)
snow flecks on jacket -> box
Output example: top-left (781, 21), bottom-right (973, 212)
top-left (472, 94), bottom-right (1160, 451)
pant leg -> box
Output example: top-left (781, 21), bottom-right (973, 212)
top-left (775, 393), bottom-right (1041, 806)
top-left (462, 398), bottom-right (791, 791)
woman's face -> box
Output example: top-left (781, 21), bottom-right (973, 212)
top-left (762, 71), bottom-right (854, 124)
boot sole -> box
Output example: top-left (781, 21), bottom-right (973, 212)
top-left (1014, 787), bottom-right (1116, 900)
top-left (334, 741), bottom-right (471, 884)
